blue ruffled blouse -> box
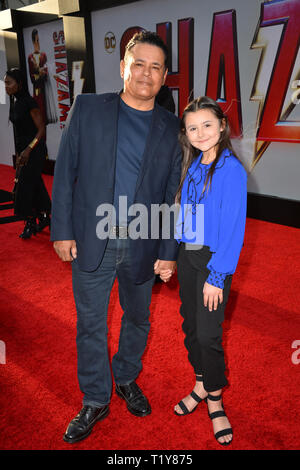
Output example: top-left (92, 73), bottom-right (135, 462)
top-left (176, 148), bottom-right (247, 288)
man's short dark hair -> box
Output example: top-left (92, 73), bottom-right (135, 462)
top-left (32, 28), bottom-right (38, 43)
top-left (125, 31), bottom-right (168, 68)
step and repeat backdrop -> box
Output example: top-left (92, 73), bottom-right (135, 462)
top-left (90, 0), bottom-right (300, 200)
top-left (0, 0), bottom-right (299, 201)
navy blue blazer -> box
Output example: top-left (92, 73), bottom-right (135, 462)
top-left (50, 93), bottom-right (182, 283)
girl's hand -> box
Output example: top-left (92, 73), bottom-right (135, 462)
top-left (203, 281), bottom-right (223, 312)
top-left (159, 269), bottom-right (173, 283)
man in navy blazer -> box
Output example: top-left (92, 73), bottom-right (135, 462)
top-left (51, 31), bottom-right (181, 443)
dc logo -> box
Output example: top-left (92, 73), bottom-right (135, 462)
top-left (104, 32), bottom-right (116, 53)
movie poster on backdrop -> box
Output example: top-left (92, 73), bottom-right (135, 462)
top-left (91, 0), bottom-right (300, 201)
top-left (23, 19), bottom-right (71, 161)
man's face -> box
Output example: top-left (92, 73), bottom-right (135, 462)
top-left (120, 42), bottom-right (167, 108)
top-left (33, 34), bottom-right (40, 53)
top-left (4, 75), bottom-right (19, 96)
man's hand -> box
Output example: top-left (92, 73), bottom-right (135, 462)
top-left (53, 240), bottom-right (77, 262)
top-left (154, 259), bottom-right (176, 282)
top-left (203, 281), bottom-right (223, 312)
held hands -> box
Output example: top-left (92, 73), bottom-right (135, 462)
top-left (203, 281), bottom-right (223, 312)
top-left (53, 244), bottom-right (223, 309)
top-left (154, 259), bottom-right (176, 283)
top-left (53, 240), bottom-right (77, 262)
top-left (54, 246), bottom-right (175, 281)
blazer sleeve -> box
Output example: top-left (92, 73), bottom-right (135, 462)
top-left (50, 95), bottom-right (81, 241)
top-left (158, 139), bottom-right (182, 261)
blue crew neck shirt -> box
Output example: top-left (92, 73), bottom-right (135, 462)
top-left (176, 148), bottom-right (247, 288)
top-left (113, 98), bottom-right (153, 225)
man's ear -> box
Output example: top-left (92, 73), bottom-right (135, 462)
top-left (120, 59), bottom-right (125, 79)
top-left (162, 68), bottom-right (168, 85)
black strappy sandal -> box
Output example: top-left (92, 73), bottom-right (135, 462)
top-left (174, 375), bottom-right (206, 416)
top-left (206, 393), bottom-right (233, 446)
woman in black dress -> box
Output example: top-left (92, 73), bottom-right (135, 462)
top-left (4, 68), bottom-right (51, 239)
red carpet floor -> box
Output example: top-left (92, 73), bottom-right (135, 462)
top-left (0, 163), bottom-right (300, 451)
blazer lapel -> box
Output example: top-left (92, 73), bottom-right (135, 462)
top-left (99, 94), bottom-right (120, 188)
top-left (134, 105), bottom-right (167, 194)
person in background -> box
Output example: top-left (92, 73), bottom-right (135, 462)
top-left (174, 96), bottom-right (247, 446)
top-left (4, 68), bottom-right (51, 239)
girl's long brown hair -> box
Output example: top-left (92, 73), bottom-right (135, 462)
top-left (176, 96), bottom-right (239, 203)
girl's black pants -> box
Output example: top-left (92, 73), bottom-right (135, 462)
top-left (177, 243), bottom-right (233, 392)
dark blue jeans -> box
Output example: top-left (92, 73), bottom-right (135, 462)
top-left (72, 237), bottom-right (154, 407)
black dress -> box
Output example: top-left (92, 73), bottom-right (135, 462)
top-left (10, 90), bottom-right (51, 218)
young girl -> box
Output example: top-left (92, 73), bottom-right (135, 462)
top-left (174, 96), bottom-right (247, 446)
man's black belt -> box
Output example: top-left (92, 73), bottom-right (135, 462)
top-left (110, 226), bottom-right (129, 238)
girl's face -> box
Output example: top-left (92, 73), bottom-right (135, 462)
top-left (4, 75), bottom-right (19, 96)
top-left (185, 108), bottom-right (224, 157)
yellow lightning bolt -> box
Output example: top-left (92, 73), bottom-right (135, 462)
top-left (250, 2), bottom-right (300, 170)
top-left (249, 18), bottom-right (284, 169)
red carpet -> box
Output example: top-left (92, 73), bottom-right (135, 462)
top-left (0, 163), bottom-right (300, 451)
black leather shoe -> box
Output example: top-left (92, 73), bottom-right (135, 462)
top-left (63, 405), bottom-right (109, 444)
top-left (36, 213), bottom-right (51, 233)
top-left (19, 218), bottom-right (37, 239)
top-left (116, 381), bottom-right (151, 417)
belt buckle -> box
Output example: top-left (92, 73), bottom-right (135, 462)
top-left (111, 226), bottom-right (128, 239)
top-left (118, 226), bottom-right (128, 238)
